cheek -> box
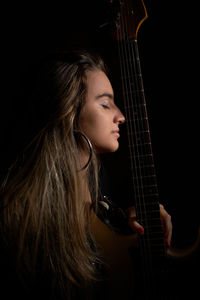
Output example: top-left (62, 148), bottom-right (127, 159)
top-left (79, 107), bottom-right (118, 153)
top-left (83, 118), bottom-right (119, 153)
top-left (81, 113), bottom-right (108, 143)
top-left (80, 110), bottom-right (107, 141)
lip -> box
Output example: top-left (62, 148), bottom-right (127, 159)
top-left (112, 130), bottom-right (120, 138)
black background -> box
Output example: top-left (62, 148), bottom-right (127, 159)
top-left (1, 1), bottom-right (200, 298)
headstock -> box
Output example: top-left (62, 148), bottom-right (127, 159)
top-left (109, 0), bottom-right (148, 40)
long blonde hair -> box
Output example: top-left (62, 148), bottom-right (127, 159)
top-left (0, 50), bottom-right (106, 298)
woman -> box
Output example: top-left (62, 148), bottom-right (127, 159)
top-left (0, 50), bottom-right (172, 299)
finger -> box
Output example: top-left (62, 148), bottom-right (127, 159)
top-left (128, 218), bottom-right (144, 235)
top-left (159, 204), bottom-right (172, 247)
top-left (165, 215), bottom-right (172, 247)
top-left (126, 206), bottom-right (136, 218)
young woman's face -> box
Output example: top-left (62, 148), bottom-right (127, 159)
top-left (79, 70), bottom-right (125, 153)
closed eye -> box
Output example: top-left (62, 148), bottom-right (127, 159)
top-left (101, 103), bottom-right (110, 109)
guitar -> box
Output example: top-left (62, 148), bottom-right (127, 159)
top-left (91, 1), bottom-right (171, 299)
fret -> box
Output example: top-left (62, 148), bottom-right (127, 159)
top-left (135, 194), bottom-right (159, 205)
top-left (124, 103), bottom-right (147, 113)
top-left (144, 238), bottom-right (165, 245)
top-left (128, 116), bottom-right (148, 122)
top-left (140, 175), bottom-right (157, 187)
top-left (121, 60), bottom-right (143, 77)
top-left (133, 142), bottom-right (151, 147)
top-left (132, 161), bottom-right (155, 169)
top-left (121, 74), bottom-right (143, 82)
top-left (134, 164), bottom-right (154, 168)
top-left (136, 217), bottom-right (162, 231)
top-left (147, 240), bottom-right (165, 248)
top-left (126, 107), bottom-right (148, 119)
top-left (122, 89), bottom-right (145, 100)
top-left (138, 209), bottom-right (161, 218)
top-left (134, 134), bottom-right (151, 145)
top-left (127, 134), bottom-right (151, 145)
top-left (127, 116), bottom-right (149, 129)
top-left (145, 230), bottom-right (165, 236)
top-left (133, 153), bottom-right (153, 158)
top-left (121, 61), bottom-right (141, 74)
top-left (134, 164), bottom-right (155, 170)
top-left (130, 168), bottom-right (157, 183)
top-left (132, 174), bottom-right (157, 181)
top-left (128, 142), bottom-right (152, 156)
top-left (146, 247), bottom-right (166, 256)
top-left (143, 238), bottom-right (164, 246)
top-left (134, 184), bottom-right (158, 196)
top-left (143, 219), bottom-right (163, 228)
top-left (135, 191), bottom-right (159, 202)
top-left (121, 81), bottom-right (144, 92)
top-left (145, 241), bottom-right (165, 251)
top-left (132, 177), bottom-right (157, 188)
top-left (136, 207), bottom-right (160, 219)
top-left (145, 236), bottom-right (165, 242)
top-left (146, 239), bottom-right (165, 247)
top-left (135, 200), bottom-right (159, 208)
top-left (130, 153), bottom-right (154, 167)
top-left (145, 231), bottom-right (165, 239)
top-left (143, 193), bottom-right (159, 199)
top-left (126, 118), bottom-right (149, 132)
top-left (121, 74), bottom-right (143, 83)
top-left (129, 129), bottom-right (149, 134)
top-left (131, 178), bottom-right (158, 188)
top-left (120, 54), bottom-right (141, 66)
top-left (138, 174), bottom-right (156, 179)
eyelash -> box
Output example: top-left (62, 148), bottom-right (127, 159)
top-left (101, 103), bottom-right (110, 109)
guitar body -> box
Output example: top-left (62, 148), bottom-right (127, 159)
top-left (91, 211), bottom-right (138, 299)
top-left (91, 208), bottom-right (168, 300)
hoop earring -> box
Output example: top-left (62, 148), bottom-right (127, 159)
top-left (73, 130), bottom-right (93, 171)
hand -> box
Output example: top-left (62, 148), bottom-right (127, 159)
top-left (159, 204), bottom-right (172, 247)
top-left (126, 204), bottom-right (172, 247)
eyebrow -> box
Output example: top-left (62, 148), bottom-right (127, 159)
top-left (95, 93), bottom-right (114, 100)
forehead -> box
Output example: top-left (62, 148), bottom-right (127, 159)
top-left (86, 70), bottom-right (113, 95)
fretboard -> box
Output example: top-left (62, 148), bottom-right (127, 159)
top-left (118, 38), bottom-right (167, 298)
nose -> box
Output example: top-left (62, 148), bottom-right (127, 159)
top-left (114, 107), bottom-right (126, 125)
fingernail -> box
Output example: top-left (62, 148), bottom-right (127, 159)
top-left (138, 227), bottom-right (144, 235)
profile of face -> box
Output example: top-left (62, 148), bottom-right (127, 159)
top-left (79, 70), bottom-right (125, 154)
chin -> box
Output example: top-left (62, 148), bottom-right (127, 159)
top-left (109, 143), bottom-right (119, 152)
top-left (96, 143), bottom-right (119, 154)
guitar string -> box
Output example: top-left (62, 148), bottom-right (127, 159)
top-left (117, 2), bottom-right (151, 293)
top-left (132, 35), bottom-right (171, 300)
top-left (132, 41), bottom-right (166, 252)
top-left (128, 16), bottom-right (168, 300)
top-left (117, 4), bottom-right (144, 240)
top-left (128, 40), bottom-right (150, 245)
top-left (115, 3), bottom-right (168, 299)
top-left (129, 33), bottom-right (168, 299)
top-left (119, 1), bottom-right (146, 239)
top-left (120, 1), bottom-right (167, 296)
top-left (133, 39), bottom-right (166, 240)
top-left (121, 24), bottom-right (150, 277)
top-left (122, 5), bottom-right (153, 293)
top-left (116, 6), bottom-right (139, 213)
top-left (124, 4), bottom-right (165, 248)
top-left (129, 37), bottom-right (155, 297)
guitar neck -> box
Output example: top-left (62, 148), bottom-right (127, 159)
top-left (104, 1), bottom-right (170, 297)
top-left (118, 36), bottom-right (167, 299)
top-left (120, 37), bottom-right (165, 249)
